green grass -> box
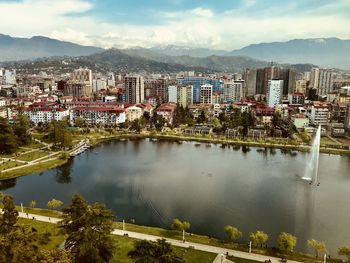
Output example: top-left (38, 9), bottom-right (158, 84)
top-left (17, 150), bottom-right (50, 162)
top-left (320, 136), bottom-right (337, 146)
top-left (0, 158), bottom-right (67, 179)
top-left (17, 218), bottom-right (66, 250)
top-left (110, 235), bottom-right (216, 263)
top-left (0, 160), bottom-right (22, 170)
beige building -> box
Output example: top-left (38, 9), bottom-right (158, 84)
top-left (125, 76), bottom-right (145, 104)
top-left (125, 106), bottom-right (143, 122)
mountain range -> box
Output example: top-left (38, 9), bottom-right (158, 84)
top-left (1, 34), bottom-right (349, 71)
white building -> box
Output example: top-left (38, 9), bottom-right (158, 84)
top-left (267, 80), bottom-right (283, 107)
top-left (107, 72), bottom-right (115, 87)
top-left (309, 68), bottom-right (319, 88)
top-left (168, 85), bottom-right (193, 108)
top-left (224, 80), bottom-right (243, 103)
top-left (92, 79), bottom-right (107, 92)
top-left (4, 70), bottom-right (16, 85)
top-left (125, 105), bottom-right (143, 122)
top-left (340, 86), bottom-right (350, 96)
top-left (307, 105), bottom-right (329, 126)
top-left (70, 107), bottom-right (126, 126)
top-left (25, 108), bottom-right (69, 125)
top-left (318, 69), bottom-right (334, 96)
top-left (168, 86), bottom-right (177, 103)
top-left (200, 84), bottom-right (213, 105)
top-left (125, 75), bottom-right (144, 104)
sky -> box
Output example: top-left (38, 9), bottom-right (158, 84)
top-left (0, 0), bottom-right (349, 50)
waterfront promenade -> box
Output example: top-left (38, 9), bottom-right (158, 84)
top-left (14, 210), bottom-right (301, 263)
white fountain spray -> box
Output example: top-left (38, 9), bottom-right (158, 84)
top-left (302, 125), bottom-right (321, 185)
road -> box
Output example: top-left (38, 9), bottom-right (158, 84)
top-left (10, 210), bottom-right (301, 263)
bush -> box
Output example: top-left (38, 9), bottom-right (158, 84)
top-left (59, 151), bottom-right (69, 160)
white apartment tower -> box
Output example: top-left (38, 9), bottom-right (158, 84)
top-left (200, 84), bottom-right (213, 105)
top-left (224, 80), bottom-right (243, 103)
top-left (125, 75), bottom-right (145, 104)
top-left (318, 69), bottom-right (334, 96)
top-left (309, 68), bottom-right (319, 89)
top-left (267, 80), bottom-right (283, 107)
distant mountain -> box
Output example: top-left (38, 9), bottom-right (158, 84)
top-left (148, 45), bottom-right (229, 57)
top-left (0, 34), bottom-right (103, 61)
top-left (230, 38), bottom-right (350, 69)
top-left (3, 49), bottom-right (210, 74)
top-left (121, 48), bottom-right (314, 72)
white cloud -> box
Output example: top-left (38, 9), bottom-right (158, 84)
top-left (0, 0), bottom-right (349, 50)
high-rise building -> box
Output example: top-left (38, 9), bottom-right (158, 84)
top-left (125, 76), bottom-right (145, 104)
top-left (177, 85), bottom-right (193, 108)
top-left (243, 69), bottom-right (257, 96)
top-left (309, 68), bottom-right (320, 89)
top-left (72, 68), bottom-right (92, 87)
top-left (281, 69), bottom-right (296, 95)
top-left (177, 77), bottom-right (223, 103)
top-left (295, 80), bottom-right (308, 94)
top-left (168, 86), bottom-right (177, 103)
top-left (345, 104), bottom-right (350, 131)
top-left (267, 80), bottom-right (283, 107)
top-left (263, 66), bottom-right (281, 94)
top-left (318, 69), bottom-right (334, 96)
top-left (256, 69), bottom-right (265, 94)
top-left (107, 72), bottom-right (115, 87)
top-left (200, 84), bottom-right (213, 105)
top-left (224, 80), bottom-right (243, 103)
top-left (4, 69), bottom-right (16, 85)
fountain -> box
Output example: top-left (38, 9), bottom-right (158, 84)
top-left (302, 125), bottom-right (321, 185)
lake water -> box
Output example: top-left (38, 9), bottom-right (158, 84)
top-left (2, 138), bottom-right (350, 255)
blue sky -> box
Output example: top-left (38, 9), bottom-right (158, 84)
top-left (0, 0), bottom-right (349, 49)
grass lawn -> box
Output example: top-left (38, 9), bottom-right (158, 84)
top-left (0, 160), bottom-right (22, 170)
top-left (0, 158), bottom-right (67, 179)
top-left (320, 136), bottom-right (337, 145)
top-left (110, 235), bottom-right (216, 263)
top-left (17, 218), bottom-right (66, 250)
top-left (17, 150), bottom-right (50, 162)
top-left (227, 256), bottom-right (262, 263)
top-left (336, 137), bottom-right (350, 146)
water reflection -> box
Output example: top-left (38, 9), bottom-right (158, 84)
top-left (0, 178), bottom-right (17, 191)
top-left (55, 159), bottom-right (74, 184)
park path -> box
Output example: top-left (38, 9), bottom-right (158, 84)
top-left (6, 210), bottom-right (301, 263)
top-left (213, 253), bottom-right (234, 263)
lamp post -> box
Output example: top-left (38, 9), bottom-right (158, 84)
top-left (182, 229), bottom-right (185, 242)
top-left (122, 219), bottom-right (125, 231)
top-left (20, 202), bottom-right (23, 213)
top-left (249, 241), bottom-right (252, 253)
top-left (323, 253), bottom-right (327, 263)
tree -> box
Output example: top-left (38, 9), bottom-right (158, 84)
top-left (197, 110), bottom-right (207, 124)
top-left (224, 225), bottom-right (242, 242)
top-left (128, 239), bottom-right (185, 263)
top-left (47, 198), bottom-right (63, 210)
top-left (39, 249), bottom-right (73, 263)
top-left (278, 232), bottom-right (297, 252)
top-left (0, 194), bottom-right (40, 263)
top-left (60, 193), bottom-right (116, 263)
top-left (171, 218), bottom-right (190, 232)
top-left (307, 239), bottom-right (326, 258)
top-left (339, 246), bottom-right (350, 262)
top-left (29, 200), bottom-right (36, 209)
top-left (0, 195), bottom-right (19, 234)
top-left (0, 117), bottom-right (18, 154)
top-left (74, 117), bottom-right (85, 128)
top-left (48, 120), bottom-right (72, 148)
top-left (249, 230), bottom-right (268, 247)
top-left (13, 113), bottom-right (31, 146)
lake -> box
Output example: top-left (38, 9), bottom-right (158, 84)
top-left (2, 138), bottom-right (350, 255)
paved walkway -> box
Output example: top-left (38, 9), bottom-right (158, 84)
top-left (213, 254), bottom-right (234, 263)
top-left (6, 210), bottom-right (302, 263)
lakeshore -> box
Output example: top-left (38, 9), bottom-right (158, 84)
top-left (3, 138), bottom-right (350, 256)
top-left (1, 131), bottom-right (349, 181)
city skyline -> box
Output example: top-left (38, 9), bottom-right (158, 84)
top-left (0, 0), bottom-right (349, 50)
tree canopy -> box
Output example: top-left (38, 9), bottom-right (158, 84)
top-left (128, 239), bottom-right (185, 263)
top-left (224, 225), bottom-right (242, 242)
top-left (59, 193), bottom-right (116, 263)
top-left (278, 232), bottom-right (297, 252)
top-left (249, 230), bottom-right (268, 247)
